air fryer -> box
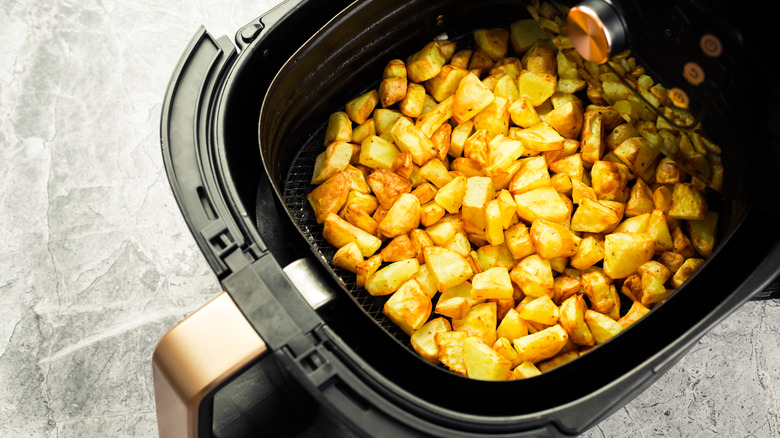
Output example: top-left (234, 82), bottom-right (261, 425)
top-left (153, 0), bottom-right (780, 437)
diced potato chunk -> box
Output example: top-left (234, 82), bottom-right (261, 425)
top-left (463, 336), bottom-right (511, 380)
top-left (423, 246), bottom-right (474, 291)
top-left (378, 193), bottom-right (421, 238)
top-left (324, 111), bottom-right (352, 145)
top-left (453, 73), bottom-right (496, 123)
top-left (472, 267), bottom-right (513, 300)
top-left (513, 324), bottom-right (568, 364)
top-left (510, 254), bottom-right (554, 297)
top-left (452, 301), bottom-right (498, 345)
top-left (410, 317), bottom-right (451, 365)
top-left (365, 258), bottom-right (419, 296)
top-left (603, 232), bottom-right (655, 279)
top-left (407, 41), bottom-right (447, 83)
top-left (583, 310), bottom-right (623, 344)
top-left (322, 213), bottom-right (382, 258)
top-left (383, 278), bottom-right (431, 334)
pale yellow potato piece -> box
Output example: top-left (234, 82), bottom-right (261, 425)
top-left (390, 117), bottom-right (437, 166)
top-left (511, 361), bottom-right (542, 379)
top-left (570, 198), bottom-right (621, 233)
top-left (514, 186), bottom-right (571, 223)
top-left (559, 295), bottom-right (594, 346)
top-left (529, 219), bottom-right (581, 259)
top-left (410, 317), bottom-right (451, 365)
top-left (519, 295), bottom-right (559, 326)
top-left (687, 211), bottom-right (718, 257)
top-left (570, 233), bottom-right (605, 270)
top-left (426, 65), bottom-right (470, 103)
top-left (406, 41), bottom-right (447, 83)
top-left (504, 222), bottom-right (537, 260)
top-left (471, 267), bottom-right (513, 300)
top-left (493, 337), bottom-right (522, 369)
top-left (496, 308), bottom-right (528, 341)
top-left (307, 171), bottom-right (351, 224)
top-left (517, 70), bottom-right (557, 107)
top-left (669, 182), bottom-right (708, 220)
top-left (383, 278), bottom-right (432, 334)
top-left (345, 89), bottom-right (379, 125)
top-left (435, 330), bottom-right (468, 375)
top-left (463, 336), bottom-right (511, 381)
top-left (510, 254), bottom-right (554, 297)
top-left (423, 245), bottom-right (474, 292)
top-left (324, 111), bottom-right (352, 145)
top-left (332, 241), bottom-right (363, 273)
top-left (364, 258), bottom-right (419, 296)
top-left (514, 122), bottom-right (565, 151)
top-left (378, 193), bottom-right (420, 238)
top-left (509, 155), bottom-right (550, 194)
top-left (508, 95), bottom-right (543, 128)
top-left (603, 232), bottom-right (655, 279)
top-left (513, 324), bottom-right (568, 364)
top-left (453, 73), bottom-right (496, 123)
top-left (452, 301), bottom-right (498, 345)
top-left (359, 135), bottom-right (400, 170)
top-left (584, 310), bottom-right (623, 344)
top-left (462, 176), bottom-right (496, 234)
top-left (311, 141), bottom-right (354, 185)
top-left (417, 95), bottom-right (454, 137)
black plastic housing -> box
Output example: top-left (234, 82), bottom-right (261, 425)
top-left (161, 0), bottom-right (780, 436)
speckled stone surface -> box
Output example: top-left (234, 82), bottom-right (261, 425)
top-left (1, 1), bottom-right (778, 437)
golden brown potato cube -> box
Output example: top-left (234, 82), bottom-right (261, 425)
top-left (410, 317), bottom-right (451, 365)
top-left (510, 254), bottom-right (554, 298)
top-left (670, 257), bottom-right (704, 289)
top-left (345, 89), bottom-right (379, 125)
top-left (430, 122), bottom-right (452, 161)
top-left (471, 267), bottom-right (513, 300)
top-left (580, 269), bottom-right (618, 315)
top-left (323, 213), bottom-right (382, 258)
top-left (570, 232), bottom-right (605, 270)
top-left (463, 336), bottom-right (511, 381)
top-left (590, 160), bottom-right (630, 201)
top-left (380, 234), bottom-right (417, 262)
top-left (324, 111), bottom-right (352, 145)
top-left (452, 301), bottom-right (498, 346)
top-left (367, 168), bottom-right (412, 210)
top-left (613, 137), bottom-right (661, 176)
top-left (433, 175), bottom-right (467, 215)
top-left (378, 193), bottom-right (420, 238)
top-left (410, 182), bottom-right (437, 205)
top-left (355, 254), bottom-right (382, 288)
top-left (583, 310), bottom-right (623, 344)
top-left (510, 19), bottom-right (550, 53)
top-left (559, 295), bottom-right (594, 346)
top-left (645, 209), bottom-right (673, 252)
top-left (390, 151), bottom-right (414, 180)
top-left (624, 178), bottom-right (654, 217)
top-left (556, 78), bottom-right (587, 94)
top-left (603, 232), bottom-right (655, 279)
top-left (311, 140), bottom-right (354, 185)
top-left (365, 258), bottom-right (419, 296)
top-left (655, 157), bottom-right (686, 184)
top-left (373, 108), bottom-right (406, 135)
top-left (545, 100), bottom-right (584, 140)
top-left (512, 361), bottom-right (542, 379)
top-left (426, 221), bottom-right (458, 246)
top-left (517, 70), bottom-right (557, 107)
top-left (571, 178), bottom-right (596, 205)
top-left (419, 158), bottom-right (453, 189)
top-left (449, 120), bottom-right (474, 158)
top-left (530, 219), bottom-right (581, 259)
top-left (474, 96), bottom-right (511, 138)
top-left (359, 135), bottom-right (400, 170)
top-left (473, 28), bottom-right (510, 61)
top-left (482, 200), bottom-right (505, 246)
top-left (496, 189), bottom-right (519, 229)
top-left (383, 59), bottom-right (407, 79)
top-left (494, 337), bottom-right (523, 369)
top-left (423, 245), bottom-right (474, 292)
top-left (552, 275), bottom-right (581, 305)
top-left (450, 49), bottom-right (473, 69)
top-left (444, 232), bottom-right (472, 258)
top-left (406, 41), bottom-right (447, 83)
top-left (352, 119), bottom-right (376, 145)
top-left (513, 186), bottom-right (571, 224)
top-left (669, 182), bottom-right (708, 220)
top-left (390, 117), bottom-right (437, 166)
top-left (605, 122), bottom-right (638, 151)
top-left (308, 171), bottom-right (351, 223)
top-left (636, 260), bottom-right (672, 306)
top-left (474, 243), bottom-right (515, 272)
top-left (420, 200), bottom-right (446, 227)
top-left (522, 41), bottom-right (557, 75)
top-left (485, 134), bottom-right (524, 176)
top-left (493, 74), bottom-right (520, 103)
top-left (435, 330), bottom-right (468, 375)
top-left (509, 155), bottom-right (550, 194)
top-left (468, 47), bottom-right (495, 71)
top-left (399, 82), bottom-right (426, 118)
top-left (687, 211), bottom-right (718, 257)
top-left (504, 222), bottom-right (537, 260)
top-left (332, 241), bottom-right (363, 273)
top-left (425, 65), bottom-right (470, 103)
top-left (417, 95), bottom-right (454, 137)
top-left (410, 228), bottom-right (435, 265)
top-left (508, 95), bottom-right (543, 129)
top-left (462, 176), bottom-right (496, 234)
top-left (549, 154), bottom-right (585, 185)
top-left (580, 110), bottom-right (603, 164)
top-left (513, 324), bottom-right (568, 364)
top-left (671, 226), bottom-right (698, 258)
top-left (436, 283), bottom-right (475, 320)
top-left (519, 295), bottom-right (559, 326)
top-left (497, 308), bottom-right (528, 341)
top-left (537, 350), bottom-right (579, 373)
top-left (453, 73), bottom-right (496, 123)
top-left (657, 251), bottom-right (685, 276)
top-left (383, 278), bottom-right (431, 334)
top-left (556, 49), bottom-right (579, 80)
top-left (343, 203), bottom-right (379, 235)
top-left (514, 122), bottom-right (565, 152)
top-left (617, 301), bottom-right (650, 328)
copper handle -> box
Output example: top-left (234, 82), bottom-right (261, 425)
top-left (152, 292), bottom-right (267, 438)
top-left (567, 0), bottom-right (628, 64)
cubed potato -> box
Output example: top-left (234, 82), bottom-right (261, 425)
top-left (345, 89), bottom-right (379, 125)
top-left (513, 324), bottom-right (568, 364)
top-left (419, 158), bottom-right (454, 189)
top-left (497, 308), bottom-right (528, 341)
top-left (383, 278), bottom-right (431, 334)
top-left (426, 221), bottom-right (458, 246)
top-left (435, 330), bottom-right (468, 375)
top-left (343, 203), bottom-right (379, 235)
top-left (324, 111), bottom-right (352, 145)
top-left (514, 122), bottom-right (565, 152)
top-left (475, 243), bottom-right (515, 271)
top-left (687, 211), bottom-right (718, 257)
top-left (635, 260), bottom-right (672, 306)
top-left (548, 152), bottom-right (584, 183)
top-left (307, 171), bottom-right (351, 223)
top-left (510, 254), bottom-right (554, 297)
top-left (559, 295), bottom-right (594, 346)
top-left (359, 135), bottom-right (401, 170)
top-left (613, 137), bottom-right (661, 176)
top-left (355, 254), bottom-right (382, 288)
top-left (646, 209), bottom-right (673, 252)
top-left (509, 155), bottom-right (550, 194)
top-left (410, 317), bottom-right (451, 365)
top-left (332, 241), bottom-right (363, 273)
top-left (603, 232), bottom-right (655, 279)
top-left (624, 178), bottom-right (655, 217)
top-left (365, 258), bottom-right (419, 296)
top-left (670, 257), bottom-right (704, 289)
top-left (463, 336), bottom-right (511, 381)
top-left (462, 176), bottom-right (496, 234)
top-left (449, 120), bottom-right (474, 158)
top-left (494, 337), bottom-right (523, 369)
top-left (472, 267), bottom-right (513, 300)
top-left (655, 157), bottom-right (686, 184)
top-left (352, 119), bottom-right (376, 145)
top-left (410, 182), bottom-right (437, 205)
top-left (590, 160), bottom-right (630, 201)
top-left (342, 165), bottom-right (371, 194)
top-left (519, 295), bottom-right (559, 326)
top-left (473, 28), bottom-right (510, 61)
top-left (530, 219), bottom-right (581, 259)
top-left (570, 233), bottom-right (605, 270)
top-left (468, 47), bottom-right (495, 71)
top-left (580, 110), bottom-right (603, 164)
top-left (669, 182), bottom-right (708, 220)
top-left (390, 152), bottom-right (414, 179)
top-left (444, 232), bottom-right (472, 257)
top-left (583, 310), bottom-right (623, 344)
top-left (517, 70), bottom-right (557, 107)
top-left (410, 229), bottom-right (435, 265)
top-left (417, 95), bottom-right (454, 137)
top-left (522, 41), bottom-right (557, 75)
top-left (323, 213), bottom-right (382, 258)
top-left (453, 301), bottom-right (498, 345)
top-left (537, 350), bottom-right (580, 373)
top-left (474, 97), bottom-right (511, 138)
top-left (496, 189), bottom-right (519, 229)
top-left (430, 122), bottom-right (452, 161)
top-left (605, 122), bottom-right (638, 150)
top-left (378, 76), bottom-right (407, 108)
top-left (383, 58), bottom-right (407, 79)
top-left (390, 117), bottom-right (438, 166)
top-left (431, 174), bottom-right (465, 214)
top-left (612, 213), bottom-right (650, 234)
top-left (486, 135), bottom-right (524, 177)
top-left (373, 108), bottom-right (405, 135)
top-left (367, 168), bottom-right (412, 210)
top-left (514, 186), bottom-right (571, 223)
top-left (311, 141), bottom-right (354, 185)
top-left (512, 360), bottom-right (542, 379)
top-left (378, 193), bottom-right (420, 238)
top-left (453, 73), bottom-right (496, 123)
top-left (617, 301), bottom-right (650, 328)
top-left (508, 95), bottom-right (543, 128)
top-left (420, 200), bottom-right (446, 227)
top-left (380, 234), bottom-right (417, 262)
top-left (510, 19), bottom-right (550, 53)
top-left (580, 269), bottom-right (618, 315)
top-left (425, 65), bottom-right (470, 103)
top-left (552, 274), bottom-right (581, 305)
top-left (504, 222), bottom-right (537, 260)
top-left (423, 245), bottom-right (474, 291)
top-left (407, 41), bottom-right (447, 83)
top-left (570, 198), bottom-right (621, 233)
top-left (493, 74), bottom-right (520, 102)
top-left (545, 100), bottom-right (584, 140)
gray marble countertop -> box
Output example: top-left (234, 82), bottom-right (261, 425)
top-left (1, 1), bottom-right (778, 437)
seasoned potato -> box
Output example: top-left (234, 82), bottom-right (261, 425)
top-left (307, 10), bottom-right (722, 380)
